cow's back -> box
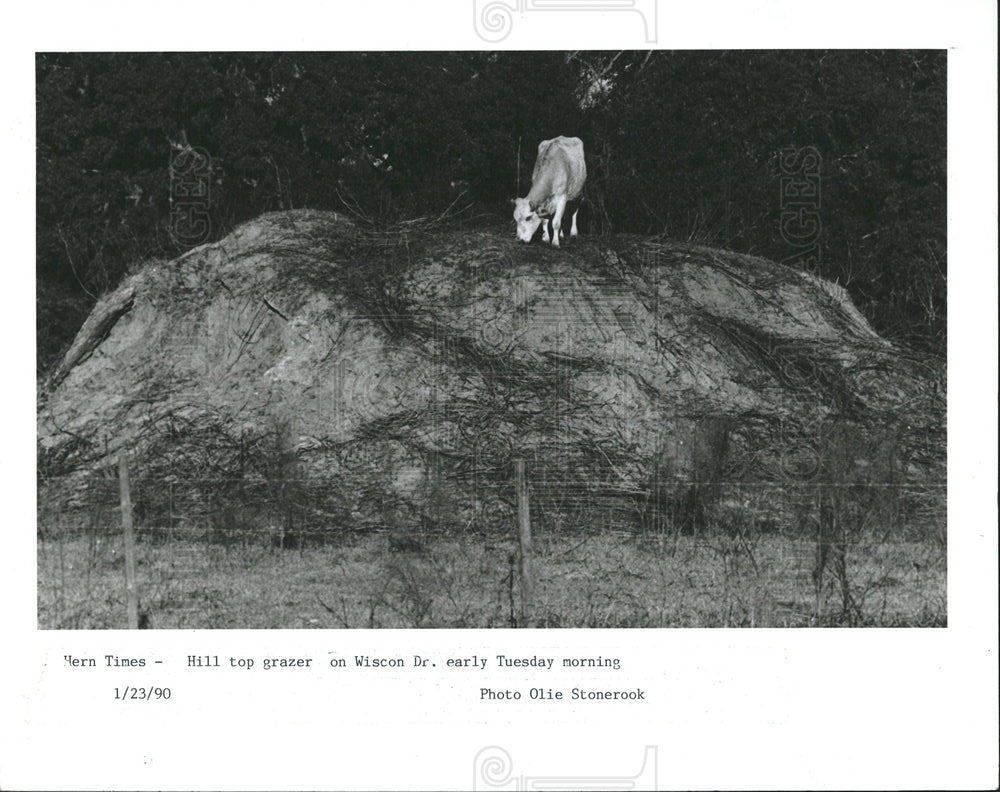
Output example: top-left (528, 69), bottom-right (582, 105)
top-left (531, 136), bottom-right (587, 200)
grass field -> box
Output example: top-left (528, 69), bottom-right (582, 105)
top-left (37, 529), bottom-right (946, 629)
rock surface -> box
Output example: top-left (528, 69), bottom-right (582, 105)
top-left (38, 210), bottom-right (944, 537)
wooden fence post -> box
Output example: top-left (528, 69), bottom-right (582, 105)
top-left (118, 453), bottom-right (140, 629)
top-left (514, 458), bottom-right (533, 627)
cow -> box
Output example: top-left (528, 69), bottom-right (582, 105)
top-left (511, 136), bottom-right (586, 247)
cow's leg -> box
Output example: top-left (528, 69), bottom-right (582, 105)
top-left (550, 195), bottom-right (567, 247)
top-left (570, 207), bottom-right (579, 238)
top-left (541, 220), bottom-right (550, 243)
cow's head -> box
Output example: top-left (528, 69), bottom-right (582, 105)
top-left (511, 198), bottom-right (543, 243)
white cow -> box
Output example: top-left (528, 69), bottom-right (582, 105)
top-left (511, 136), bottom-right (586, 247)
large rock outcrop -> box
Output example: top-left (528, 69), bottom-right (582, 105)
top-left (38, 210), bottom-right (944, 539)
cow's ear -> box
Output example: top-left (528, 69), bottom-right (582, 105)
top-left (510, 198), bottom-right (517, 207)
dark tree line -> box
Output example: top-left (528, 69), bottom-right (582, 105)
top-left (37, 51), bottom-right (945, 373)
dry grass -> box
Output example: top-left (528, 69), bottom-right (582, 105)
top-left (37, 530), bottom-right (945, 629)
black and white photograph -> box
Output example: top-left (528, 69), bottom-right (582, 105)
top-left (35, 48), bottom-right (949, 630)
top-left (3, 1), bottom-right (997, 790)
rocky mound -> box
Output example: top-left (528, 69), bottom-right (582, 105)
top-left (38, 210), bottom-right (945, 541)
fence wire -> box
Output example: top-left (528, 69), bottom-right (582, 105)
top-left (37, 464), bottom-right (946, 629)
